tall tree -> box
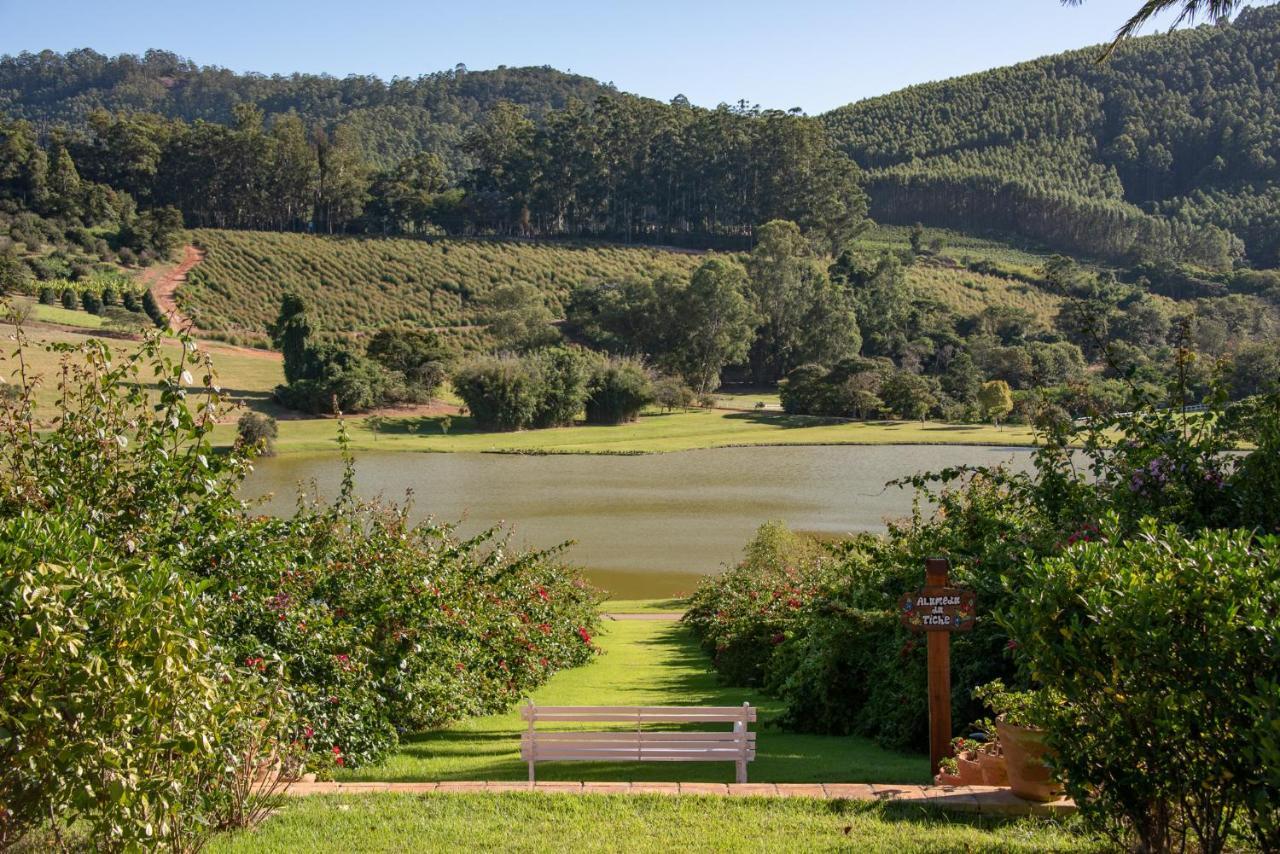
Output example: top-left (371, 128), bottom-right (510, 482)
top-left (664, 259), bottom-right (757, 395)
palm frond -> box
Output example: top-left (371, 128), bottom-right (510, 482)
top-left (1061, 0), bottom-right (1245, 60)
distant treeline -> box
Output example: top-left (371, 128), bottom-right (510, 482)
top-left (1, 97), bottom-right (869, 250)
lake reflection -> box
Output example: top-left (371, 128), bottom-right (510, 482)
top-left (242, 445), bottom-right (1035, 598)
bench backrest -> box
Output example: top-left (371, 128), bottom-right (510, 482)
top-left (520, 704), bottom-right (756, 725)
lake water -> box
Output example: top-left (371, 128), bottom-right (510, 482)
top-left (242, 445), bottom-right (1035, 598)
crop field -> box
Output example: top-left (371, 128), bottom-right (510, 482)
top-left (182, 230), bottom-right (706, 334)
top-left (904, 261), bottom-right (1063, 325)
top-left (176, 228), bottom-right (1068, 339)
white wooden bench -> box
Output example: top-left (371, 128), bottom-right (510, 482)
top-left (520, 702), bottom-right (757, 783)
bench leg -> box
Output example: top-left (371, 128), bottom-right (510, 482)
top-left (736, 760), bottom-right (747, 784)
top-left (528, 760), bottom-right (535, 787)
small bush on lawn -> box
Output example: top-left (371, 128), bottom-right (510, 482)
top-left (1000, 522), bottom-right (1280, 854)
top-left (237, 411), bottom-right (278, 454)
top-left (584, 356), bottom-right (653, 425)
top-left (453, 353), bottom-right (544, 430)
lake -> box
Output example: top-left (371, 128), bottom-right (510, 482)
top-left (242, 445), bottom-right (1036, 598)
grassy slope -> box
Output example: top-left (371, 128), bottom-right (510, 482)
top-left (209, 793), bottom-right (1101, 853)
top-left (341, 618), bottom-right (928, 784)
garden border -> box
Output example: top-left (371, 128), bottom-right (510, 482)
top-left (284, 782), bottom-right (1075, 816)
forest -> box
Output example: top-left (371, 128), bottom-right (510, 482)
top-left (824, 4), bottom-right (1280, 267)
top-left (1, 5), bottom-right (1278, 262)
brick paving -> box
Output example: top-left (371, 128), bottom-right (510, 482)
top-left (284, 781), bottom-right (1075, 816)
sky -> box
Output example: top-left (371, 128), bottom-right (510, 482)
top-left (0, 0), bottom-right (1225, 114)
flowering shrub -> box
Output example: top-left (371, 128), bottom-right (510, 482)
top-left (206, 498), bottom-right (600, 767)
top-left (684, 521), bottom-right (834, 686)
top-left (0, 320), bottom-right (600, 845)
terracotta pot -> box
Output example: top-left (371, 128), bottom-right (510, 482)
top-left (956, 753), bottom-right (984, 786)
top-left (934, 771), bottom-right (962, 787)
top-left (997, 718), bottom-right (1064, 802)
top-left (978, 751), bottom-right (1009, 787)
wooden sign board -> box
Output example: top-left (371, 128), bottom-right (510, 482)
top-left (899, 587), bottom-right (976, 632)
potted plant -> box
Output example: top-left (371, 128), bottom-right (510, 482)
top-left (934, 756), bottom-right (961, 787)
top-left (971, 718), bottom-right (1009, 787)
top-left (951, 736), bottom-right (984, 786)
top-left (974, 680), bottom-right (1063, 801)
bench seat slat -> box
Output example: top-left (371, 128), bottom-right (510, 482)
top-left (524, 737), bottom-right (752, 747)
top-left (522, 731), bottom-right (755, 742)
top-left (521, 751), bottom-right (757, 762)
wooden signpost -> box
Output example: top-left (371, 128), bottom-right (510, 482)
top-left (898, 557), bottom-right (976, 776)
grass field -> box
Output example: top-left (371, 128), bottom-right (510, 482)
top-left (208, 793), bottom-right (1101, 853)
top-left (340, 618), bottom-right (928, 784)
top-left (2, 324), bottom-right (1038, 452)
top-left (0, 325), bottom-right (287, 416)
top-left (243, 409), bottom-right (1037, 455)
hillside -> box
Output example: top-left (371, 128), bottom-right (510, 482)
top-left (822, 4), bottom-right (1280, 267)
top-left (1, 8), bottom-right (1275, 265)
top-left (0, 51), bottom-right (616, 173)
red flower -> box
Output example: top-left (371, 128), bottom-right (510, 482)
top-left (577, 627), bottom-right (592, 644)
top-left (304, 726), bottom-right (314, 740)
top-left (535, 586), bottom-right (550, 602)
top-left (537, 622), bottom-right (551, 635)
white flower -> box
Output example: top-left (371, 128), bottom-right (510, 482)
top-left (181, 370), bottom-right (194, 385)
top-left (115, 435), bottom-right (128, 449)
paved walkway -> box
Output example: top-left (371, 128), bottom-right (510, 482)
top-left (285, 781), bottom-right (1075, 817)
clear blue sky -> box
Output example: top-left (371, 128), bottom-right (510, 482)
top-left (0, 0), bottom-right (1222, 113)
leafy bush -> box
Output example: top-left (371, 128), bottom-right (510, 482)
top-left (652, 375), bottom-right (696, 411)
top-left (0, 512), bottom-right (285, 851)
top-left (453, 354), bottom-right (543, 430)
top-left (366, 327), bottom-right (450, 403)
top-left (237, 411), bottom-right (279, 454)
top-left (275, 341), bottom-right (390, 415)
top-left (999, 523), bottom-right (1280, 854)
top-left (584, 356), bottom-right (652, 425)
top-left (531, 347), bottom-right (592, 427)
top-left (684, 522), bottom-right (835, 686)
top-left (80, 288), bottom-right (102, 314)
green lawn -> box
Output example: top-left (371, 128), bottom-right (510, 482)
top-left (27, 302), bottom-right (107, 329)
top-left (235, 409), bottom-right (1036, 456)
top-left (601, 598), bottom-right (689, 613)
top-left (209, 793), bottom-right (1101, 853)
top-left (340, 618), bottom-right (928, 785)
